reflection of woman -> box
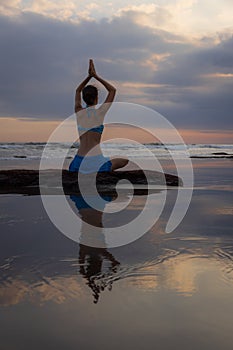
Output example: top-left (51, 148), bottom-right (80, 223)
top-left (69, 59), bottom-right (128, 173)
top-left (79, 244), bottom-right (120, 304)
top-left (70, 194), bottom-right (120, 303)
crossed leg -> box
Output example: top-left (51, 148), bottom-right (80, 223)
top-left (110, 157), bottom-right (129, 171)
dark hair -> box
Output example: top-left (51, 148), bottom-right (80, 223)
top-left (82, 85), bottom-right (98, 106)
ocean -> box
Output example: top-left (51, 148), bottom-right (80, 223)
top-left (1, 142), bottom-right (233, 162)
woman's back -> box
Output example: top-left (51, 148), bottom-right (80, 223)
top-left (76, 106), bottom-right (105, 156)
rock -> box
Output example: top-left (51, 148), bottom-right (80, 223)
top-left (0, 169), bottom-right (181, 195)
top-left (190, 155), bottom-right (233, 159)
top-left (190, 151), bottom-right (233, 159)
top-left (13, 155), bottom-right (27, 158)
top-left (212, 152), bottom-right (228, 155)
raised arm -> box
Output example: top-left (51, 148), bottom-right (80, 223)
top-left (90, 59), bottom-right (116, 104)
top-left (95, 74), bottom-right (116, 104)
top-left (74, 75), bottom-right (92, 113)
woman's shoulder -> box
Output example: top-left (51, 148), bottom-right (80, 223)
top-left (75, 106), bottom-right (85, 113)
top-left (95, 103), bottom-right (111, 116)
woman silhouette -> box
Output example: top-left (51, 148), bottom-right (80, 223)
top-left (69, 59), bottom-right (128, 173)
top-left (70, 193), bottom-right (120, 303)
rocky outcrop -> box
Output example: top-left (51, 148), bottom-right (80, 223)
top-left (0, 169), bottom-right (181, 195)
top-left (191, 152), bottom-right (233, 159)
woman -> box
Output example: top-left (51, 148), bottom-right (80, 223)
top-left (69, 59), bottom-right (128, 173)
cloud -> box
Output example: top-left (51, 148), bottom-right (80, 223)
top-left (0, 11), bottom-right (182, 117)
top-left (0, 0), bottom-right (22, 16)
top-left (0, 10), bottom-right (232, 132)
top-left (1, 0), bottom-right (233, 37)
top-left (0, 0), bottom-right (95, 21)
top-left (114, 1), bottom-right (233, 38)
top-left (141, 33), bottom-right (233, 128)
top-left (116, 4), bottom-right (173, 31)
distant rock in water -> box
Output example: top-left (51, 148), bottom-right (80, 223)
top-left (0, 169), bottom-right (181, 195)
top-left (191, 153), bottom-right (233, 159)
top-left (13, 155), bottom-right (27, 158)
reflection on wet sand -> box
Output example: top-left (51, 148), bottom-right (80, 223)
top-left (0, 273), bottom-right (83, 306)
top-left (1, 238), bottom-right (233, 307)
top-left (0, 184), bottom-right (233, 307)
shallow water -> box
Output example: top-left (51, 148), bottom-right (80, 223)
top-left (0, 159), bottom-right (233, 349)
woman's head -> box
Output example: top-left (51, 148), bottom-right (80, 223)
top-left (82, 85), bottom-right (98, 106)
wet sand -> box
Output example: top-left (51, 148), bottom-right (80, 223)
top-left (0, 159), bottom-right (232, 349)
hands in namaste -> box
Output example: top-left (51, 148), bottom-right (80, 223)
top-left (88, 59), bottom-right (98, 78)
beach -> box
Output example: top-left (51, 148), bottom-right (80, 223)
top-left (0, 149), bottom-right (233, 349)
top-left (1, 0), bottom-right (233, 346)
top-left (1, 0), bottom-right (233, 347)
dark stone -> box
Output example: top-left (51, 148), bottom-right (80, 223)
top-left (0, 169), bottom-right (181, 196)
top-left (13, 155), bottom-right (27, 158)
top-left (190, 155), bottom-right (233, 159)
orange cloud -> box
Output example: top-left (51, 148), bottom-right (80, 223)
top-left (1, 117), bottom-right (232, 143)
top-left (0, 118), bottom-right (60, 142)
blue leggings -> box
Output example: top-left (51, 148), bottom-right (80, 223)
top-left (69, 154), bottom-right (112, 174)
top-left (70, 194), bottom-right (113, 210)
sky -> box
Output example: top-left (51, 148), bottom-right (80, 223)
top-left (0, 0), bottom-right (233, 143)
